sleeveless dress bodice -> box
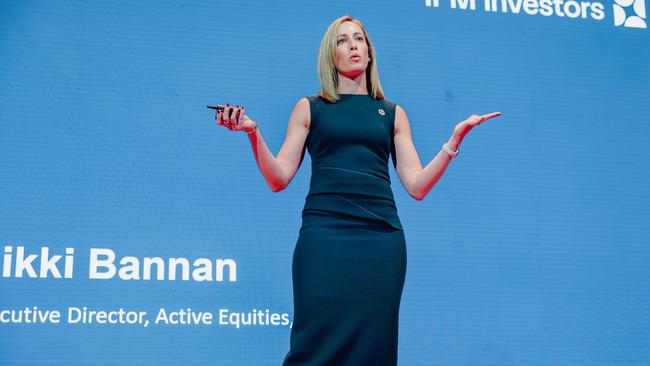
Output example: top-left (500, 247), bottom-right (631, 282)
top-left (303, 94), bottom-right (403, 231)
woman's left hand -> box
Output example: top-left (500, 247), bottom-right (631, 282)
top-left (453, 112), bottom-right (501, 139)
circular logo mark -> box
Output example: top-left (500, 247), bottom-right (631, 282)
top-left (378, 109), bottom-right (386, 116)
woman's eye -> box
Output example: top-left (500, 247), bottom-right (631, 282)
top-left (337, 37), bottom-right (363, 44)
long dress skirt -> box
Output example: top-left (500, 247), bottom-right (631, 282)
top-left (282, 192), bottom-right (407, 366)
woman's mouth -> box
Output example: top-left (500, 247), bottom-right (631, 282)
top-left (350, 56), bottom-right (361, 62)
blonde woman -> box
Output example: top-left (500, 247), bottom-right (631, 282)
top-left (215, 15), bottom-right (500, 366)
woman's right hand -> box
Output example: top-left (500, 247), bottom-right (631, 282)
top-left (216, 104), bottom-right (257, 132)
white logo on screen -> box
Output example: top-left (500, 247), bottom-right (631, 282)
top-left (613, 0), bottom-right (647, 28)
top-left (424, 0), bottom-right (648, 29)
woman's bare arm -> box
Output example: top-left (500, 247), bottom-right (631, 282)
top-left (393, 105), bottom-right (457, 201)
top-left (393, 105), bottom-right (501, 200)
top-left (247, 97), bottom-right (310, 192)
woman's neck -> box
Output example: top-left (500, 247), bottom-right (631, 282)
top-left (336, 72), bottom-right (368, 95)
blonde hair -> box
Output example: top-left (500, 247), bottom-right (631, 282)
top-left (316, 15), bottom-right (385, 103)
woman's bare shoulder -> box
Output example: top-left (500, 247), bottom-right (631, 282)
top-left (287, 97), bottom-right (311, 130)
top-left (295, 97), bottom-right (312, 128)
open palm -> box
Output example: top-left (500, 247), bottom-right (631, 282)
top-left (453, 112), bottom-right (502, 138)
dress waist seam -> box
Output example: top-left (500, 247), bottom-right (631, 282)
top-left (313, 166), bottom-right (389, 183)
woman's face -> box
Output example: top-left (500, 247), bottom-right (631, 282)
top-left (334, 21), bottom-right (370, 79)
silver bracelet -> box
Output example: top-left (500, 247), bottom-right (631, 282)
top-left (442, 143), bottom-right (459, 158)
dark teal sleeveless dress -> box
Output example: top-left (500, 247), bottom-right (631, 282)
top-left (282, 94), bottom-right (407, 366)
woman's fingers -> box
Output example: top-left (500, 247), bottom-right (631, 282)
top-left (484, 112), bottom-right (500, 120)
top-left (229, 105), bottom-right (239, 130)
top-left (468, 111), bottom-right (501, 126)
top-left (221, 106), bottom-right (228, 128)
top-left (233, 105), bottom-right (241, 130)
top-left (216, 103), bottom-right (248, 131)
top-left (480, 111), bottom-right (500, 124)
top-left (224, 104), bottom-right (232, 129)
top-left (483, 112), bottom-right (500, 120)
top-left (217, 110), bottom-right (226, 126)
top-left (236, 106), bottom-right (245, 129)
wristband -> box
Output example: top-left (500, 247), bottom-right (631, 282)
top-left (442, 143), bottom-right (459, 158)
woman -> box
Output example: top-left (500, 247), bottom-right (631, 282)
top-left (215, 15), bottom-right (500, 366)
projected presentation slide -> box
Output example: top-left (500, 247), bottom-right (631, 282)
top-left (1, 0), bottom-right (648, 365)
